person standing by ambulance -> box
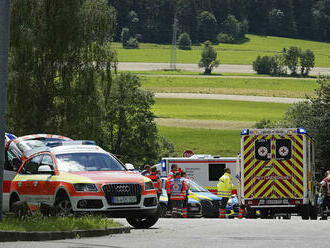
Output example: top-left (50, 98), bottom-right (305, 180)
top-left (217, 168), bottom-right (233, 218)
top-left (181, 171), bottom-right (190, 218)
top-left (320, 171), bottom-right (330, 213)
top-left (167, 171), bottom-right (187, 218)
top-left (147, 166), bottom-right (162, 199)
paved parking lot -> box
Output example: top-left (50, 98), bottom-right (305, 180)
top-left (1, 217), bottom-right (328, 248)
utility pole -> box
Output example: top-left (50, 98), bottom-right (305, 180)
top-left (0, 0), bottom-right (11, 221)
top-left (170, 11), bottom-right (178, 70)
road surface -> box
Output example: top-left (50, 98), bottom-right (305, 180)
top-left (118, 62), bottom-right (330, 76)
top-left (2, 217), bottom-right (328, 248)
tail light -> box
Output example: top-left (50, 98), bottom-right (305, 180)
top-left (246, 200), bottom-right (259, 205)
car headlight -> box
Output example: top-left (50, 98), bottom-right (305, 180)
top-left (73, 183), bottom-right (98, 192)
top-left (144, 181), bottom-right (154, 190)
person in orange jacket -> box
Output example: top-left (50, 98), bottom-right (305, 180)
top-left (146, 166), bottom-right (162, 199)
top-left (167, 171), bottom-right (187, 218)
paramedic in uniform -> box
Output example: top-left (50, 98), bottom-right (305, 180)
top-left (147, 166), bottom-right (162, 199)
top-left (166, 171), bottom-right (187, 218)
top-left (320, 171), bottom-right (330, 211)
top-left (181, 171), bottom-right (190, 218)
top-left (217, 168), bottom-right (233, 218)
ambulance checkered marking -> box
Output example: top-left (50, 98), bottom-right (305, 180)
top-left (243, 134), bottom-right (304, 199)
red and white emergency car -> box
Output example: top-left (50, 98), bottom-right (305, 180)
top-left (7, 142), bottom-right (159, 228)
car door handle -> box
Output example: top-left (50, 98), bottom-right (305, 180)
top-left (18, 182), bottom-right (22, 187)
top-left (33, 181), bottom-right (38, 187)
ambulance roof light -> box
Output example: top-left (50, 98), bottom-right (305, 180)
top-left (297, 128), bottom-right (307, 134)
top-left (240, 129), bottom-right (249, 135)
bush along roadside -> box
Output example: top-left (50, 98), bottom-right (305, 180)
top-left (0, 213), bottom-right (129, 242)
top-left (253, 46), bottom-right (315, 77)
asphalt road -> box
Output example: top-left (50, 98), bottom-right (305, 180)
top-left (2, 217), bottom-right (328, 248)
top-left (154, 93), bottom-right (304, 104)
top-left (118, 62), bottom-right (330, 76)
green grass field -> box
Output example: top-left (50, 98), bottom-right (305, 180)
top-left (142, 76), bottom-right (317, 98)
top-left (158, 126), bottom-right (240, 156)
top-left (153, 98), bottom-right (291, 122)
top-left (114, 34), bottom-right (330, 67)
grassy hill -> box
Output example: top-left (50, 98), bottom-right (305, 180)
top-left (114, 34), bottom-right (330, 67)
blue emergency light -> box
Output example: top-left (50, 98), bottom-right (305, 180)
top-left (46, 140), bottom-right (96, 147)
top-left (240, 129), bottom-right (249, 135)
top-left (297, 128), bottom-right (307, 134)
top-left (161, 160), bottom-right (166, 172)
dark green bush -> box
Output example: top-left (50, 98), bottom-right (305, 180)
top-left (178, 32), bottom-right (192, 50)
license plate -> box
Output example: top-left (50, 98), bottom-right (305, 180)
top-left (112, 196), bottom-right (137, 204)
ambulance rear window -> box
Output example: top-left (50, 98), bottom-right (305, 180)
top-left (276, 139), bottom-right (292, 160)
top-left (255, 139), bottom-right (271, 161)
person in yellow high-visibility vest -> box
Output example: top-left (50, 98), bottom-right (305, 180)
top-left (217, 168), bottom-right (233, 218)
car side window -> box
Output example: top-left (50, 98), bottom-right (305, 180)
top-left (41, 155), bottom-right (54, 170)
top-left (19, 155), bottom-right (43, 175)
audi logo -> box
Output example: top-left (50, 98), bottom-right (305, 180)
top-left (115, 185), bottom-right (130, 193)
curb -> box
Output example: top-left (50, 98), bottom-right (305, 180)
top-left (0, 226), bottom-right (130, 242)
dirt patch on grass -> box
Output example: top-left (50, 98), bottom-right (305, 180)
top-left (155, 118), bottom-right (255, 130)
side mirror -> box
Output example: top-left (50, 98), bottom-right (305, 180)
top-left (125, 163), bottom-right (135, 170)
top-left (38, 165), bottom-right (55, 175)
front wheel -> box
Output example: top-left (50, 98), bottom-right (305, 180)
top-left (126, 215), bottom-right (159, 229)
top-left (55, 193), bottom-right (73, 216)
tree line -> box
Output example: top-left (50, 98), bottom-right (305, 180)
top-left (7, 0), bottom-right (173, 167)
top-left (109, 0), bottom-right (330, 44)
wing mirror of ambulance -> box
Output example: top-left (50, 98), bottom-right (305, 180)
top-left (38, 165), bottom-right (55, 175)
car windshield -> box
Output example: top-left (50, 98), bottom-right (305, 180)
top-left (189, 180), bottom-right (209, 192)
top-left (55, 152), bottom-right (126, 172)
top-left (16, 140), bottom-right (46, 152)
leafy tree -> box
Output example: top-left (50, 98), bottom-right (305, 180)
top-left (283, 46), bottom-right (301, 75)
top-left (8, 0), bottom-right (117, 138)
top-left (104, 73), bottom-right (173, 165)
top-left (128, 10), bottom-right (139, 37)
top-left (198, 41), bottom-right (219, 74)
top-left (300, 49), bottom-right (315, 76)
top-left (217, 33), bottom-right (234, 44)
top-left (282, 77), bottom-right (330, 172)
top-left (268, 8), bottom-right (285, 35)
top-left (270, 54), bottom-right (287, 75)
top-left (252, 56), bottom-right (274, 74)
top-left (178, 32), bottom-right (192, 50)
top-left (121, 27), bottom-right (130, 48)
top-left (197, 11), bottom-right (218, 42)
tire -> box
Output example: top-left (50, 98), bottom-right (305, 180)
top-left (55, 192), bottom-right (73, 216)
top-left (301, 204), bottom-right (310, 220)
top-left (9, 194), bottom-right (20, 212)
top-left (260, 209), bottom-right (269, 219)
top-left (309, 204), bottom-right (318, 220)
top-left (246, 207), bottom-right (257, 219)
top-left (283, 214), bottom-right (291, 220)
top-left (126, 215), bottom-right (159, 229)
